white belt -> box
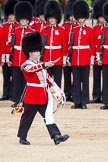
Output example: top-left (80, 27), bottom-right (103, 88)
top-left (14, 45), bottom-right (22, 50)
top-left (27, 82), bottom-right (46, 87)
top-left (103, 45), bottom-right (108, 49)
top-left (72, 45), bottom-right (90, 49)
top-left (45, 45), bottom-right (62, 50)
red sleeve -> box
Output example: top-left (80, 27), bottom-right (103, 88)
top-left (61, 27), bottom-right (68, 57)
top-left (0, 26), bottom-right (4, 62)
top-left (89, 27), bottom-right (96, 57)
top-left (23, 62), bottom-right (44, 72)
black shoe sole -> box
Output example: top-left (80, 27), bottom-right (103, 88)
top-left (19, 139), bottom-right (30, 145)
top-left (54, 135), bottom-right (69, 145)
top-left (19, 141), bottom-right (30, 145)
top-left (61, 135), bottom-right (70, 142)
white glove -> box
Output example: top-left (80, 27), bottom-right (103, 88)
top-left (6, 54), bottom-right (10, 63)
top-left (96, 52), bottom-right (101, 62)
top-left (90, 56), bottom-right (95, 65)
top-left (1, 54), bottom-right (5, 63)
top-left (63, 56), bottom-right (67, 65)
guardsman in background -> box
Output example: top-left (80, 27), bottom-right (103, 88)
top-left (96, 2), bottom-right (108, 110)
top-left (17, 0), bottom-right (40, 29)
top-left (71, 0), bottom-right (95, 109)
top-left (62, 0), bottom-right (78, 102)
top-left (90, 0), bottom-right (106, 104)
top-left (17, 31), bottom-right (69, 145)
top-left (34, 0), bottom-right (49, 33)
top-left (0, 25), bottom-right (3, 64)
top-left (0, 0), bottom-right (18, 101)
top-left (10, 1), bottom-right (34, 107)
top-left (41, 0), bottom-right (68, 88)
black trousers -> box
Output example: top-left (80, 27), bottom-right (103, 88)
top-left (47, 65), bottom-right (62, 88)
top-left (63, 66), bottom-right (73, 98)
top-left (92, 65), bottom-right (102, 99)
top-left (72, 65), bottom-right (90, 105)
top-left (17, 104), bottom-right (61, 139)
top-left (2, 63), bottom-right (12, 99)
top-left (12, 66), bottom-right (26, 103)
top-left (102, 65), bottom-right (108, 104)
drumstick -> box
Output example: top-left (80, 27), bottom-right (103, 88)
top-left (46, 57), bottom-right (61, 69)
top-left (53, 57), bottom-right (61, 64)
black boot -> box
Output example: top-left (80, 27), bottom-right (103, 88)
top-left (100, 104), bottom-right (108, 110)
top-left (53, 134), bottom-right (69, 145)
top-left (81, 104), bottom-right (87, 109)
top-left (19, 138), bottom-right (30, 145)
top-left (71, 104), bottom-right (82, 109)
top-left (11, 102), bottom-right (18, 108)
top-left (66, 96), bottom-right (73, 102)
top-left (0, 96), bottom-right (9, 101)
top-left (89, 98), bottom-right (102, 104)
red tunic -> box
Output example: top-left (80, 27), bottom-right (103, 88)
top-left (21, 59), bottom-right (55, 104)
top-left (12, 26), bottom-right (34, 67)
top-left (35, 22), bottom-right (49, 33)
top-left (1, 22), bottom-right (19, 62)
top-left (71, 25), bottom-right (95, 66)
top-left (29, 17), bottom-right (40, 30)
top-left (0, 25), bottom-right (3, 62)
top-left (40, 25), bottom-right (68, 65)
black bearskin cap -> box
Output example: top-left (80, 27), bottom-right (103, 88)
top-left (17, 0), bottom-right (35, 15)
top-left (44, 0), bottom-right (62, 24)
top-left (17, 0), bottom-right (35, 6)
top-left (4, 0), bottom-right (18, 17)
top-left (35, 0), bottom-right (48, 17)
top-left (103, 1), bottom-right (108, 22)
top-left (93, 0), bottom-right (107, 19)
top-left (14, 1), bottom-right (33, 22)
top-left (64, 0), bottom-right (76, 20)
top-left (22, 31), bottom-right (43, 58)
top-left (73, 0), bottom-right (89, 20)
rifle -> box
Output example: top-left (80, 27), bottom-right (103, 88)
top-left (100, 30), bottom-right (104, 62)
top-left (68, 31), bottom-right (74, 63)
top-left (40, 27), bottom-right (48, 60)
top-left (9, 33), bottom-right (16, 62)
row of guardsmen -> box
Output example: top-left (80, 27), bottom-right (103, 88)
top-left (0, 0), bottom-right (108, 110)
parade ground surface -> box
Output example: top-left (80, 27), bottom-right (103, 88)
top-left (0, 66), bottom-right (108, 162)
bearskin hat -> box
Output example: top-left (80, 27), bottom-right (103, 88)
top-left (103, 1), bottom-right (108, 22)
top-left (44, 0), bottom-right (62, 24)
top-left (4, 0), bottom-right (18, 17)
top-left (93, 0), bottom-right (107, 19)
top-left (14, 1), bottom-right (33, 22)
top-left (64, 0), bottom-right (76, 20)
top-left (22, 31), bottom-right (43, 58)
top-left (73, 0), bottom-right (89, 20)
top-left (17, 0), bottom-right (35, 7)
top-left (17, 0), bottom-right (35, 15)
top-left (35, 0), bottom-right (48, 17)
